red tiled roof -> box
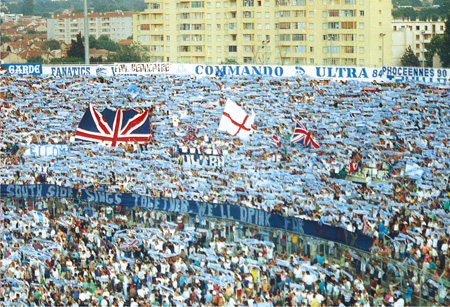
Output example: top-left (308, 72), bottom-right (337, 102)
top-left (118, 39), bottom-right (133, 45)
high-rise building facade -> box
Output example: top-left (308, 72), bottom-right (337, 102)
top-left (392, 19), bottom-right (445, 67)
top-left (133, 0), bottom-right (392, 67)
top-left (48, 11), bottom-right (133, 44)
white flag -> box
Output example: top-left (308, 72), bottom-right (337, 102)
top-left (218, 99), bottom-right (254, 140)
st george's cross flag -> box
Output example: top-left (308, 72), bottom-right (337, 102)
top-left (290, 119), bottom-right (320, 149)
top-left (75, 104), bottom-right (152, 147)
top-left (218, 99), bottom-right (255, 140)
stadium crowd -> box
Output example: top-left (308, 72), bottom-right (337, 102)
top-left (0, 72), bottom-right (450, 305)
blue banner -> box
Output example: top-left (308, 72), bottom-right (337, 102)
top-left (0, 184), bottom-right (374, 251)
top-left (0, 184), bottom-right (77, 199)
top-left (3, 63), bottom-right (41, 75)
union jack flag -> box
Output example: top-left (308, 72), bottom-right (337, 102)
top-left (75, 104), bottom-right (152, 147)
top-left (290, 119), bottom-right (320, 149)
top-left (270, 134), bottom-right (281, 148)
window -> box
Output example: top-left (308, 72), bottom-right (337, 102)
top-left (140, 24), bottom-right (150, 30)
top-left (341, 9), bottom-right (356, 17)
top-left (244, 45), bottom-right (254, 52)
top-left (278, 34), bottom-right (291, 41)
top-left (191, 1), bottom-right (204, 8)
top-left (243, 34), bottom-right (254, 41)
top-left (276, 22), bottom-right (291, 29)
top-left (325, 46), bottom-right (340, 53)
top-left (359, 10), bottom-right (364, 16)
top-left (323, 34), bottom-right (339, 41)
top-left (217, 35), bottom-right (221, 41)
top-left (341, 22), bottom-right (356, 29)
top-left (217, 47), bottom-right (221, 52)
top-left (216, 1), bottom-right (220, 7)
top-left (329, 10), bottom-right (339, 17)
top-left (342, 34), bottom-right (354, 41)
top-left (279, 10), bottom-right (290, 17)
top-left (310, 23), bottom-right (314, 29)
top-left (292, 34), bottom-right (307, 41)
top-left (294, 10), bottom-right (306, 17)
top-left (328, 22), bottom-right (340, 29)
top-left (243, 0), bottom-right (254, 6)
top-left (294, 22), bottom-right (306, 29)
top-left (296, 46), bottom-right (306, 53)
top-left (243, 11), bottom-right (254, 18)
top-left (359, 22), bottom-right (364, 29)
top-left (243, 23), bottom-right (254, 30)
top-left (359, 35), bottom-right (364, 41)
top-left (228, 46), bottom-right (237, 52)
top-left (243, 57), bottom-right (253, 63)
top-left (359, 47), bottom-right (364, 54)
top-left (343, 46), bottom-right (355, 53)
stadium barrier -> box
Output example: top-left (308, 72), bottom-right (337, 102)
top-left (3, 63), bottom-right (450, 83)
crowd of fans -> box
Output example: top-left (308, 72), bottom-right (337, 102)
top-left (0, 72), bottom-right (450, 305)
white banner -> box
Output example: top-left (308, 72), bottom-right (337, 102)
top-left (40, 64), bottom-right (450, 84)
top-left (23, 144), bottom-right (69, 157)
top-left (113, 62), bottom-right (171, 75)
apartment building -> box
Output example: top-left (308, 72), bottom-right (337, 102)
top-left (47, 11), bottom-right (133, 44)
top-left (133, 0), bottom-right (393, 67)
top-left (392, 19), bottom-right (445, 67)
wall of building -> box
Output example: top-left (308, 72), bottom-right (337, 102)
top-left (133, 0), bottom-right (392, 67)
top-left (392, 19), bottom-right (445, 67)
top-left (47, 12), bottom-right (134, 44)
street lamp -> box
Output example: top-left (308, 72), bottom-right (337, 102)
top-left (261, 39), bottom-right (269, 65)
top-left (379, 33), bottom-right (386, 67)
top-left (84, 0), bottom-right (90, 64)
top-left (421, 30), bottom-right (425, 69)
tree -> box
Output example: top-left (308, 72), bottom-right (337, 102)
top-left (67, 32), bottom-right (84, 60)
top-left (1, 36), bottom-right (12, 43)
top-left (94, 35), bottom-right (118, 52)
top-left (108, 44), bottom-right (150, 63)
top-left (221, 58), bottom-right (239, 65)
top-left (400, 46), bottom-right (420, 67)
top-left (20, 0), bottom-right (34, 16)
top-left (425, 35), bottom-right (443, 67)
top-left (43, 39), bottom-right (61, 51)
top-left (27, 55), bottom-right (44, 63)
top-left (438, 12), bottom-right (450, 67)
